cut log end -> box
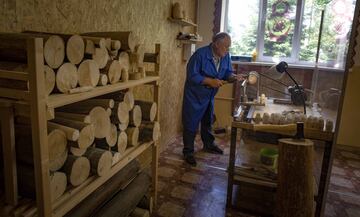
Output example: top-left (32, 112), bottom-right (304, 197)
top-left (44, 35), bottom-right (65, 69)
top-left (78, 59), bottom-right (100, 87)
top-left (66, 35), bottom-right (85, 65)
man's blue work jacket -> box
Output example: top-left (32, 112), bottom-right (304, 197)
top-left (182, 44), bottom-right (233, 132)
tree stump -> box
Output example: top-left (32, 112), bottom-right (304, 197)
top-left (277, 138), bottom-right (314, 217)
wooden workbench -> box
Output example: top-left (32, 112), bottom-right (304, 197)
top-left (226, 99), bottom-right (335, 217)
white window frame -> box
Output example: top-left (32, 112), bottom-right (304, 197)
top-left (223, 0), bottom-right (349, 69)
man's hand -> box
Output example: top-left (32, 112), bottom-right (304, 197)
top-left (227, 73), bottom-right (246, 83)
top-left (202, 77), bottom-right (224, 88)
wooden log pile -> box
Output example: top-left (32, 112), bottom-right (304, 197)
top-left (0, 31), bottom-right (160, 216)
top-left (0, 31), bottom-right (148, 96)
top-left (252, 112), bottom-right (334, 132)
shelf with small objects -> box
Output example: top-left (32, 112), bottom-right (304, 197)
top-left (0, 32), bottom-right (161, 217)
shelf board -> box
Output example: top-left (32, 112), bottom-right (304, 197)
top-left (52, 142), bottom-right (154, 217)
top-left (168, 17), bottom-right (197, 27)
top-left (47, 76), bottom-right (160, 108)
top-left (177, 39), bottom-right (202, 44)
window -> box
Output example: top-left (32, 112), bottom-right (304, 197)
top-left (224, 0), bottom-right (356, 69)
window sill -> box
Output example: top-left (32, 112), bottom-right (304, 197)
top-left (232, 61), bottom-right (344, 73)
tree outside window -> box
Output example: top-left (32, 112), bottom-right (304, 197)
top-left (225, 0), bottom-right (355, 69)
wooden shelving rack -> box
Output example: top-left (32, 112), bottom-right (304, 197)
top-left (0, 35), bottom-right (161, 217)
top-left (167, 17), bottom-right (197, 27)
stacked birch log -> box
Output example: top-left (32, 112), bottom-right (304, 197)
top-left (6, 32), bottom-right (160, 203)
top-left (14, 89), bottom-right (159, 202)
top-left (0, 31), bottom-right (148, 95)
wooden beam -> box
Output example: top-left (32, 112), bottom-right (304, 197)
top-left (151, 81), bottom-right (160, 206)
top-left (0, 69), bottom-right (28, 81)
top-left (0, 87), bottom-right (30, 100)
top-left (0, 105), bottom-right (18, 206)
top-left (47, 76), bottom-right (159, 109)
top-left (27, 37), bottom-right (52, 217)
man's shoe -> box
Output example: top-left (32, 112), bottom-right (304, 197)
top-left (184, 154), bottom-right (197, 166)
top-left (204, 145), bottom-right (223, 155)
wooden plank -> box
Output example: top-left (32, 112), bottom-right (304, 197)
top-left (47, 76), bottom-right (159, 108)
top-left (0, 69), bottom-right (28, 81)
top-left (214, 96), bottom-right (234, 101)
top-left (226, 127), bottom-right (239, 207)
top-left (0, 87), bottom-right (30, 100)
top-left (143, 53), bottom-right (159, 64)
top-left (0, 105), bottom-right (18, 206)
top-left (233, 175), bottom-right (277, 189)
top-left (167, 17), bottom-right (197, 27)
top-left (151, 82), bottom-right (160, 206)
top-left (52, 142), bottom-right (153, 217)
top-left (155, 44), bottom-right (160, 76)
top-left (231, 122), bottom-right (334, 142)
top-left (27, 37), bottom-right (52, 217)
top-left (14, 101), bottom-right (54, 120)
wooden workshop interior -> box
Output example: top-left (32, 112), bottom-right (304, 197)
top-left (0, 0), bottom-right (359, 217)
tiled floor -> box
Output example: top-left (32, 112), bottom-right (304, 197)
top-left (151, 134), bottom-right (360, 217)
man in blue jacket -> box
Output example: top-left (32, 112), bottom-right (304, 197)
top-left (182, 32), bottom-right (243, 166)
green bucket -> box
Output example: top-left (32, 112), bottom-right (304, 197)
top-left (260, 148), bottom-right (278, 169)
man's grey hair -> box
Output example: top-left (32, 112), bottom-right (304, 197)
top-left (212, 32), bottom-right (231, 43)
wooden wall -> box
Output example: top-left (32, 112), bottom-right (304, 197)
top-left (0, 0), bottom-right (196, 150)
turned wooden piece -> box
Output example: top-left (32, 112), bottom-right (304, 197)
top-left (56, 62), bottom-right (78, 93)
top-left (135, 101), bottom-right (157, 122)
top-left (129, 44), bottom-right (145, 69)
top-left (84, 147), bottom-right (112, 177)
top-left (122, 69), bottom-right (129, 82)
top-left (277, 138), bottom-right (314, 217)
top-left (126, 127), bottom-right (139, 147)
top-left (172, 2), bottom-right (183, 19)
top-left (51, 118), bottom-right (94, 150)
top-left (63, 155), bottom-right (90, 186)
top-left (78, 59), bottom-right (100, 87)
top-left (129, 72), bottom-right (142, 80)
top-left (129, 105), bottom-right (142, 127)
top-left (66, 35), bottom-right (85, 65)
top-left (118, 52), bottom-right (130, 82)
